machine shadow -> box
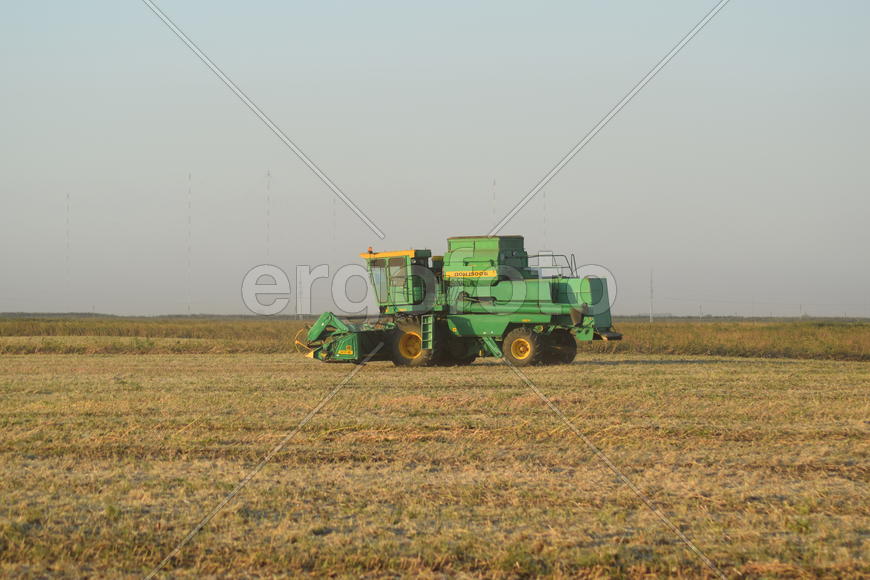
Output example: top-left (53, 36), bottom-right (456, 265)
top-left (473, 358), bottom-right (796, 367)
top-left (568, 358), bottom-right (791, 366)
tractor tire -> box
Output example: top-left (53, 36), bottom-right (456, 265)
top-left (391, 319), bottom-right (434, 367)
top-left (436, 338), bottom-right (478, 366)
top-left (503, 327), bottom-right (544, 367)
top-left (543, 330), bottom-right (577, 365)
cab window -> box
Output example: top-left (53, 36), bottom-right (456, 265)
top-left (388, 257), bottom-right (407, 288)
top-left (369, 258), bottom-right (388, 302)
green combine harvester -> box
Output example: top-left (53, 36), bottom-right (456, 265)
top-left (295, 235), bottom-right (620, 366)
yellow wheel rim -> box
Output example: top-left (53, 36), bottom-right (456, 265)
top-left (398, 332), bottom-right (422, 359)
top-left (510, 337), bottom-right (532, 360)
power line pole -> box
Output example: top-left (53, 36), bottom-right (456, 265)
top-left (491, 178), bottom-right (497, 225)
top-left (265, 169), bottom-right (271, 259)
top-left (331, 195), bottom-right (336, 259)
top-left (649, 269), bottom-right (654, 323)
top-left (542, 189), bottom-right (548, 250)
top-left (65, 193), bottom-right (70, 312)
top-left (186, 173), bottom-right (192, 316)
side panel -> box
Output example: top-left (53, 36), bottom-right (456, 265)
top-left (555, 277), bottom-right (614, 330)
top-left (313, 329), bottom-right (394, 362)
top-left (446, 314), bottom-right (549, 338)
top-left (584, 277), bottom-right (613, 330)
top-left (319, 334), bottom-right (360, 362)
top-left (446, 314), bottom-right (511, 338)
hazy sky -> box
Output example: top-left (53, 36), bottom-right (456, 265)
top-left (2, 1), bottom-right (869, 317)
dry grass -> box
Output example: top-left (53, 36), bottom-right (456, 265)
top-left (0, 319), bottom-right (868, 577)
top-left (1, 317), bottom-right (869, 360)
top-left (0, 318), bottom-right (300, 354)
top-left (600, 320), bottom-right (870, 361)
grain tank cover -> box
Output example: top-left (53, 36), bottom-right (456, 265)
top-left (443, 235), bottom-right (528, 280)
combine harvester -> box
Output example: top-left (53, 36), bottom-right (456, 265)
top-left (295, 235), bottom-right (620, 366)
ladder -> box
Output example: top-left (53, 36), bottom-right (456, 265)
top-left (421, 314), bottom-right (435, 350)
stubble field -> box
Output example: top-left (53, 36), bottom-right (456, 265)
top-left (0, 318), bottom-right (867, 578)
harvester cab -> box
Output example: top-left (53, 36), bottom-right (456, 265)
top-left (294, 235), bottom-right (621, 367)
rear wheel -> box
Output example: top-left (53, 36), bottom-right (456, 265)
top-left (391, 319), bottom-right (434, 367)
top-left (543, 330), bottom-right (577, 365)
top-left (436, 337), bottom-right (478, 366)
top-left (503, 327), bottom-right (544, 366)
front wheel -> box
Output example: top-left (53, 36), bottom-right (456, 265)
top-left (503, 327), bottom-right (544, 367)
top-left (391, 319), bottom-right (434, 367)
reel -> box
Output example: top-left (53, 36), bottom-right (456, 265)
top-left (293, 326), bottom-right (314, 355)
